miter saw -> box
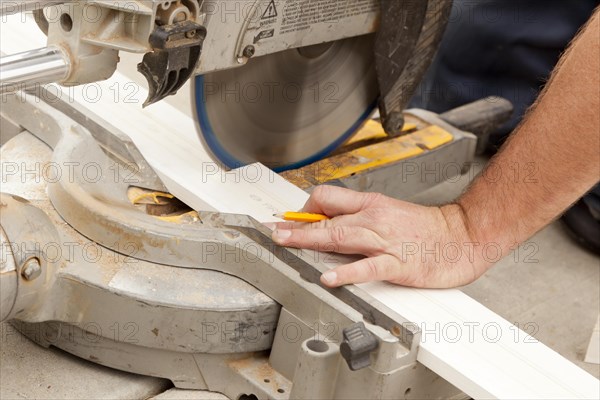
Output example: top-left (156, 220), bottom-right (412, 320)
top-left (0, 0), bottom-right (462, 170)
top-left (0, 1), bottom-right (513, 399)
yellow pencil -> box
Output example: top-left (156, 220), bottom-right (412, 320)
top-left (273, 212), bottom-right (329, 223)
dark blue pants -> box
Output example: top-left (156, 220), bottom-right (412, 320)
top-left (411, 0), bottom-right (599, 143)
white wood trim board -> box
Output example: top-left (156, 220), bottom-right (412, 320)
top-left (585, 315), bottom-right (600, 365)
top-left (3, 14), bottom-right (599, 400)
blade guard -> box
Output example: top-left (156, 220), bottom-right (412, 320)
top-left (375, 0), bottom-right (453, 135)
top-left (138, 20), bottom-right (206, 107)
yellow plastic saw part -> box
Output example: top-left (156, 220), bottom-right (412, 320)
top-left (128, 187), bottom-right (175, 205)
top-left (346, 120), bottom-right (417, 144)
top-left (313, 124), bottom-right (453, 182)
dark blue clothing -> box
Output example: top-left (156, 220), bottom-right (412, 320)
top-left (412, 0), bottom-right (599, 142)
top-left (411, 1), bottom-right (600, 249)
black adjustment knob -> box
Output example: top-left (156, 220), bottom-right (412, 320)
top-left (340, 322), bottom-right (379, 371)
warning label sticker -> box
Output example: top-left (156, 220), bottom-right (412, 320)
top-left (280, 0), bottom-right (378, 35)
top-left (242, 0), bottom-right (379, 57)
top-left (261, 0), bottom-right (278, 20)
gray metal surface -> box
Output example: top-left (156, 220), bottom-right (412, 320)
top-left (0, 227), bottom-right (17, 322)
top-left (439, 97), bottom-right (514, 155)
top-left (26, 82), bottom-right (168, 192)
top-left (0, 322), bottom-right (172, 400)
top-left (0, 113), bottom-right (23, 145)
top-left (151, 389), bottom-right (229, 400)
top-left (0, 46), bottom-right (70, 93)
top-left (195, 0), bottom-right (379, 74)
top-left (0, 129), bottom-right (280, 355)
top-left (0, 193), bottom-right (62, 323)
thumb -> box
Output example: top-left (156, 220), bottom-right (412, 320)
top-left (303, 186), bottom-right (383, 216)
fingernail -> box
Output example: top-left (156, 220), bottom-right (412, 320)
top-left (263, 223), bottom-right (276, 231)
top-left (321, 271), bottom-right (337, 285)
top-left (273, 229), bottom-right (292, 242)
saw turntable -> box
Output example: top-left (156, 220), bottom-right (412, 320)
top-left (0, 1), bottom-right (522, 399)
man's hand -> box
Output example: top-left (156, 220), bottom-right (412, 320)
top-left (271, 9), bottom-right (599, 289)
top-left (270, 186), bottom-right (489, 289)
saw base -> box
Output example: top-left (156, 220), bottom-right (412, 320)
top-left (0, 89), bottom-right (467, 399)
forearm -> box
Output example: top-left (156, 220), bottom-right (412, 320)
top-left (271, 10), bottom-right (599, 289)
top-left (454, 9), bottom-right (600, 257)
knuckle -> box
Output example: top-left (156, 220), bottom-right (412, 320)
top-left (312, 219), bottom-right (333, 229)
top-left (363, 192), bottom-right (384, 208)
top-left (376, 222), bottom-right (396, 239)
top-left (363, 207), bottom-right (387, 220)
top-left (295, 229), bottom-right (313, 245)
top-left (362, 258), bottom-right (381, 280)
top-left (368, 237), bottom-right (387, 256)
top-left (312, 185), bottom-right (332, 201)
top-left (329, 225), bottom-right (347, 245)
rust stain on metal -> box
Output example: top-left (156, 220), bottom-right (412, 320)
top-left (229, 356), bottom-right (277, 384)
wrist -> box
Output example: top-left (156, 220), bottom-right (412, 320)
top-left (440, 203), bottom-right (476, 244)
top-left (439, 203), bottom-right (495, 276)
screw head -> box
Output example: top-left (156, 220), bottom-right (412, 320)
top-left (21, 258), bottom-right (42, 281)
top-left (243, 45), bottom-right (256, 58)
top-left (185, 30), bottom-right (196, 39)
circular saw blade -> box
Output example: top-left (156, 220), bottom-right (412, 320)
top-left (194, 35), bottom-right (378, 172)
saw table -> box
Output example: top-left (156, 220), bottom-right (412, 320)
top-left (0, 85), bottom-right (473, 399)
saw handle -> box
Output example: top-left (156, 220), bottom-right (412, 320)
top-left (439, 96), bottom-right (514, 154)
